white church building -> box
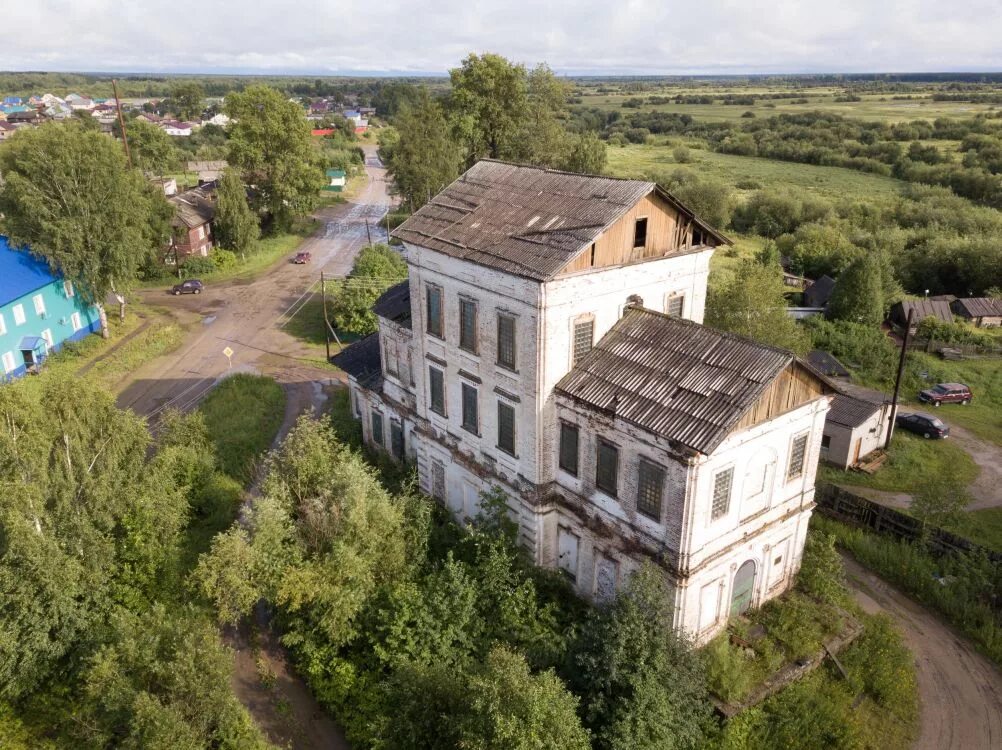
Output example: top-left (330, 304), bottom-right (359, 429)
top-left (334, 160), bottom-right (831, 642)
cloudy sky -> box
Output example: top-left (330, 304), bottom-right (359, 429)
top-left (3, 0), bottom-right (1002, 75)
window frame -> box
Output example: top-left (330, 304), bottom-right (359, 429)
top-left (12, 304), bottom-right (25, 326)
top-left (636, 457), bottom-right (666, 521)
top-left (70, 311), bottom-right (82, 332)
top-left (63, 280), bottom-right (74, 298)
top-left (0, 312), bottom-right (5, 336)
top-left (461, 382), bottom-right (479, 435)
top-left (595, 439), bottom-right (619, 497)
top-left (428, 365), bottom-right (446, 417)
top-left (572, 318), bottom-right (594, 366)
top-left (496, 312), bottom-right (517, 371)
top-left (425, 283), bottom-right (444, 339)
top-left (633, 217), bottom-right (648, 249)
top-left (390, 420), bottom-right (405, 460)
top-left (1, 351), bottom-right (15, 374)
top-left (558, 421), bottom-right (579, 477)
top-left (371, 410), bottom-right (384, 446)
top-left (459, 297), bottom-right (479, 354)
top-left (32, 294), bottom-right (46, 316)
top-left (497, 400), bottom-right (516, 456)
top-left (711, 466), bottom-right (734, 521)
top-left (787, 432), bottom-right (809, 481)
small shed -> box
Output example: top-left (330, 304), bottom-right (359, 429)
top-left (951, 297), bottom-right (1002, 328)
top-left (325, 169), bottom-right (347, 192)
top-left (821, 383), bottom-right (892, 470)
top-left (889, 299), bottom-right (953, 334)
top-left (803, 275), bottom-right (835, 308)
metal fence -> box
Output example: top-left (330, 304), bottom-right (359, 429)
top-left (815, 482), bottom-right (1002, 564)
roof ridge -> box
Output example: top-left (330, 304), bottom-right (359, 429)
top-left (477, 158), bottom-right (655, 187)
top-left (627, 307), bottom-right (796, 359)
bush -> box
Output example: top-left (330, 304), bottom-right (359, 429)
top-left (703, 637), bottom-right (757, 702)
top-left (756, 593), bottom-right (826, 662)
top-left (673, 145), bottom-right (694, 163)
top-left (797, 532), bottom-right (849, 607)
top-left (181, 255), bottom-right (216, 275)
top-left (212, 248), bottom-right (238, 271)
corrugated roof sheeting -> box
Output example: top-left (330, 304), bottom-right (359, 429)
top-left (556, 308), bottom-right (793, 455)
top-left (372, 280), bottom-right (412, 328)
top-left (953, 297), bottom-right (1002, 318)
top-left (827, 393), bottom-right (880, 429)
top-left (330, 332), bottom-right (383, 391)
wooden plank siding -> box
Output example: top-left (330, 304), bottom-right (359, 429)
top-left (733, 363), bottom-right (828, 433)
top-left (558, 192), bottom-right (702, 275)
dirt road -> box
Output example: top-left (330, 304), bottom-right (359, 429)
top-left (117, 146), bottom-right (391, 422)
top-left (843, 556), bottom-right (1002, 750)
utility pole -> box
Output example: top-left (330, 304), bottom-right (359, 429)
top-left (112, 79), bottom-right (133, 169)
top-left (886, 308), bottom-right (914, 449)
top-left (364, 218), bottom-right (372, 246)
top-left (321, 271), bottom-right (331, 361)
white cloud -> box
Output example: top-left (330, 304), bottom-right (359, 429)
top-left (1, 0), bottom-right (1001, 74)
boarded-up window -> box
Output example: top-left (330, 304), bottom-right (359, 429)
top-left (557, 527), bottom-right (579, 581)
top-left (788, 433), bottom-right (809, 480)
top-left (666, 295), bottom-right (684, 317)
top-left (429, 366), bottom-right (446, 416)
top-left (559, 422), bottom-right (579, 476)
top-left (572, 319), bottom-right (594, 365)
top-left (633, 217), bottom-right (648, 248)
top-left (461, 382), bottom-right (479, 434)
top-left (371, 411), bottom-right (384, 446)
top-left (391, 421), bottom-right (405, 459)
top-left (426, 284), bottom-right (443, 338)
top-left (431, 459), bottom-right (445, 501)
top-left (459, 298), bottom-right (478, 353)
top-left (497, 401), bottom-right (516, 455)
top-left (384, 338), bottom-right (398, 377)
top-left (596, 440), bottom-right (619, 496)
top-left (497, 313), bottom-right (516, 370)
top-left (711, 467), bottom-right (733, 520)
top-left (636, 458), bottom-right (665, 521)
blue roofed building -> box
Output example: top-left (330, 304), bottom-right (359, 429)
top-left (0, 236), bottom-right (102, 381)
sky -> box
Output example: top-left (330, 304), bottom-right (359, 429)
top-left (3, 0), bottom-right (1002, 76)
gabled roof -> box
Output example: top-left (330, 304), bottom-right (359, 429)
top-left (806, 350), bottom-right (850, 378)
top-left (170, 186), bottom-right (215, 228)
top-left (826, 393), bottom-right (881, 429)
top-left (804, 275), bottom-right (835, 306)
top-left (0, 236), bottom-right (58, 307)
top-left (392, 160), bottom-right (730, 282)
top-left (555, 308), bottom-right (804, 455)
top-left (372, 281), bottom-right (411, 329)
top-left (330, 332), bottom-right (383, 390)
top-left (893, 299), bottom-right (953, 323)
top-left (952, 297), bottom-right (1002, 319)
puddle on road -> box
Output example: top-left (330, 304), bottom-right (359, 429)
top-left (202, 315), bottom-right (216, 325)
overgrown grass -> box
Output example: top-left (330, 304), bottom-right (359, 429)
top-left (819, 430), bottom-right (978, 496)
top-left (199, 373), bottom-right (286, 483)
top-left (813, 514), bottom-right (1002, 666)
top-left (936, 507), bottom-right (1002, 554)
top-left (86, 321), bottom-right (186, 390)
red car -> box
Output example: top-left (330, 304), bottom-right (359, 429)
top-left (918, 382), bottom-right (973, 407)
top-left (292, 251), bottom-right (312, 264)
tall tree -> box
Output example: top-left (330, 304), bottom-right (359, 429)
top-left (213, 168), bottom-right (259, 256)
top-left (169, 81), bottom-right (205, 121)
top-left (449, 53), bottom-right (528, 164)
top-left (225, 85), bottom-right (324, 230)
top-left (388, 87), bottom-right (462, 210)
top-left (705, 260), bottom-right (810, 353)
top-left (0, 122), bottom-right (172, 331)
top-left (826, 254), bottom-right (885, 326)
top-left (128, 118), bottom-right (180, 178)
top-left (516, 64), bottom-right (571, 167)
top-left (564, 131), bottom-right (608, 174)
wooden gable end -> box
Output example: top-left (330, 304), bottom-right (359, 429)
top-left (558, 191), bottom-right (699, 275)
top-left (732, 362), bottom-right (830, 434)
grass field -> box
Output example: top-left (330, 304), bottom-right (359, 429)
top-left (199, 373), bottom-right (286, 483)
top-left (606, 141), bottom-right (905, 201)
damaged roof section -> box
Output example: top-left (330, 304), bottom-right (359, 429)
top-left (372, 280), bottom-right (411, 329)
top-left (392, 160), bottom-right (728, 281)
top-left (555, 308), bottom-right (797, 455)
top-left (330, 332), bottom-right (383, 391)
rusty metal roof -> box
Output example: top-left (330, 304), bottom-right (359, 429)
top-left (392, 160), bottom-right (729, 281)
top-left (555, 308), bottom-right (795, 455)
top-left (372, 280), bottom-right (411, 329)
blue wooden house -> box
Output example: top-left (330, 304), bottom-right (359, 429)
top-left (0, 236), bottom-right (102, 381)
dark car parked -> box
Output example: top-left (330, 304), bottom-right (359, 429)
top-left (918, 382), bottom-right (972, 407)
top-left (895, 412), bottom-right (950, 439)
top-left (171, 279), bottom-right (203, 295)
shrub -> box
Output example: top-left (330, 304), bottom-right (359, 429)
top-left (703, 637), bottom-right (756, 702)
top-left (797, 532), bottom-right (848, 607)
top-left (756, 593), bottom-right (826, 662)
top-left (212, 248), bottom-right (238, 271)
top-left (673, 145), bottom-right (694, 163)
top-left (181, 255), bottom-right (216, 275)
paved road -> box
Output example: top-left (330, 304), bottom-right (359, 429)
top-left (843, 555), bottom-right (1002, 750)
top-left (118, 146), bottom-right (391, 420)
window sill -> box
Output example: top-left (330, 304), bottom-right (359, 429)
top-left (461, 426), bottom-right (480, 437)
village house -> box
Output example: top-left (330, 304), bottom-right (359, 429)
top-left (0, 122), bottom-right (18, 141)
top-left (889, 299), bottom-right (954, 334)
top-left (0, 237), bottom-right (102, 381)
top-left (186, 160), bottom-right (228, 184)
top-left (951, 297), bottom-right (1002, 328)
top-left (162, 120), bottom-right (194, 136)
top-left (334, 161), bottom-right (832, 641)
top-left (820, 382), bottom-right (892, 470)
top-left (167, 186), bottom-right (216, 263)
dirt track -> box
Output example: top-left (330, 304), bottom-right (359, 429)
top-left (843, 556), bottom-right (1002, 750)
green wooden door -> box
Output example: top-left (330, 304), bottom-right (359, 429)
top-left (730, 560), bottom-right (756, 617)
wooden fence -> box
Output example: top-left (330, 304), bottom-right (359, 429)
top-left (815, 483), bottom-right (1002, 564)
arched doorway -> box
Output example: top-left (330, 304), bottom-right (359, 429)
top-left (730, 560), bottom-right (756, 617)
